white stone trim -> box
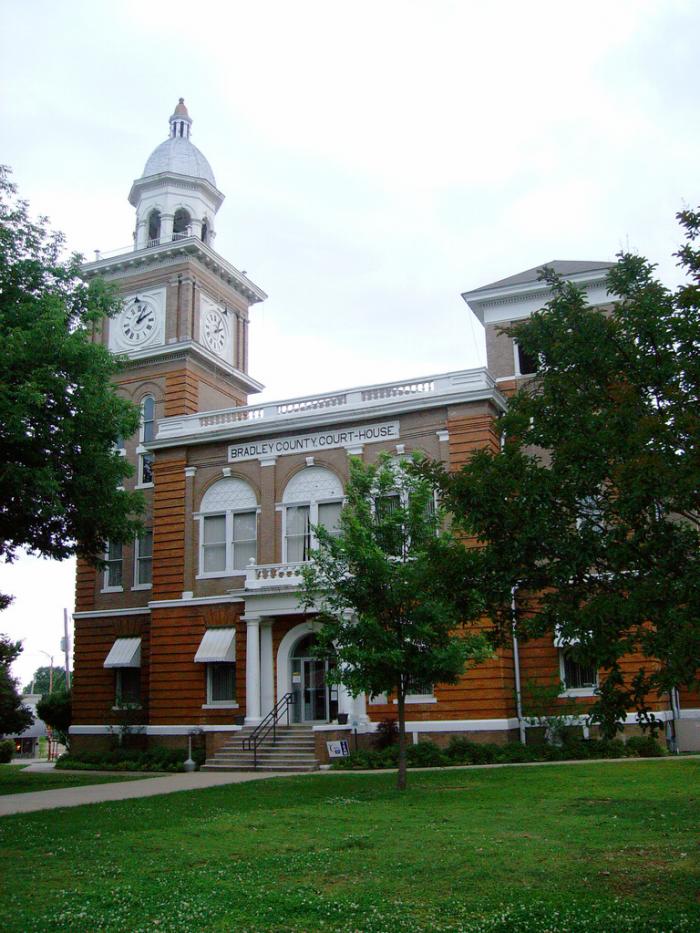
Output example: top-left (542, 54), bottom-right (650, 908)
top-left (69, 724), bottom-right (244, 735)
top-left (679, 708), bottom-right (700, 720)
top-left (148, 595), bottom-right (244, 608)
top-left (73, 607), bottom-right (151, 619)
top-left (152, 368), bottom-right (506, 449)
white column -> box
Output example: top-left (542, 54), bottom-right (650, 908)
top-left (245, 618), bottom-right (261, 724)
top-left (353, 691), bottom-right (370, 728)
top-left (337, 681), bottom-right (354, 720)
top-left (260, 620), bottom-right (274, 719)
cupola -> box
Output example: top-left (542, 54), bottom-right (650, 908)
top-left (128, 99), bottom-right (224, 250)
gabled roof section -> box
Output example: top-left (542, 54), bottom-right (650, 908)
top-left (462, 259), bottom-right (615, 326)
top-left (465, 260), bottom-right (615, 297)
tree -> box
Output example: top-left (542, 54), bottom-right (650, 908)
top-left (0, 635), bottom-right (33, 736)
top-left (0, 166), bottom-right (143, 603)
top-left (301, 454), bottom-right (491, 791)
top-left (431, 210), bottom-right (700, 739)
top-left (22, 665), bottom-right (67, 695)
top-left (36, 689), bottom-right (72, 747)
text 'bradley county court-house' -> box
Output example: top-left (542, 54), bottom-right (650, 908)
top-left (69, 100), bottom-right (700, 769)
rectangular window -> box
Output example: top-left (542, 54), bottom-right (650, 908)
top-left (134, 529), bottom-right (153, 586)
top-left (516, 342), bottom-right (538, 376)
top-left (232, 511), bottom-right (257, 570)
top-left (286, 505), bottom-right (311, 562)
top-left (561, 649), bottom-right (597, 692)
top-left (318, 501), bottom-right (342, 537)
top-left (375, 493), bottom-right (402, 555)
top-left (115, 668), bottom-right (141, 705)
top-left (105, 541), bottom-right (123, 589)
top-left (207, 663), bottom-right (236, 703)
top-left (202, 515), bottom-right (226, 573)
top-left (405, 677), bottom-right (434, 698)
top-left (140, 452), bottom-right (154, 485)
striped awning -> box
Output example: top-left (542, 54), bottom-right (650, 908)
top-left (104, 637), bottom-right (142, 669)
top-left (194, 627), bottom-right (236, 663)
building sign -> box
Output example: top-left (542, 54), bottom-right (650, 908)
top-left (228, 422), bottom-right (400, 463)
top-left (327, 739), bottom-right (350, 759)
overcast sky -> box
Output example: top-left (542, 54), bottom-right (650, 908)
top-left (1, 0), bottom-right (698, 685)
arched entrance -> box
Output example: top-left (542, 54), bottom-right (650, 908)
top-left (289, 633), bottom-right (337, 723)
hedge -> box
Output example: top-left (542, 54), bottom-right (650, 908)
top-left (331, 734), bottom-right (666, 770)
top-left (55, 746), bottom-right (206, 773)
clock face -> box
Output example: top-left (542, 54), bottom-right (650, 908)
top-left (203, 309), bottom-right (227, 355)
top-left (121, 300), bottom-right (157, 346)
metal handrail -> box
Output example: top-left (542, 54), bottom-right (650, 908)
top-left (241, 692), bottom-right (296, 769)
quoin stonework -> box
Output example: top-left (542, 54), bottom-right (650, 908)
top-left (71, 100), bottom-right (700, 767)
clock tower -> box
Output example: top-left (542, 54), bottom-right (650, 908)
top-left (83, 98), bottom-right (266, 421)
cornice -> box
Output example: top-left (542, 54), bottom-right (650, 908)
top-left (116, 340), bottom-right (265, 393)
top-left (82, 238), bottom-right (267, 305)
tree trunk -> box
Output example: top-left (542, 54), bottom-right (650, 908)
top-left (397, 688), bottom-right (407, 792)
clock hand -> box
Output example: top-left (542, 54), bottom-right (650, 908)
top-left (135, 307), bottom-right (149, 325)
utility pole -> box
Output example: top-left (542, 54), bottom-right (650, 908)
top-left (62, 608), bottom-right (71, 689)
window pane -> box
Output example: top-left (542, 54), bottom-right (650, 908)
top-left (203, 515), bottom-right (226, 544)
top-left (116, 668), bottom-right (141, 705)
top-left (142, 397), bottom-right (155, 442)
top-left (233, 540), bottom-right (256, 571)
top-left (210, 663), bottom-right (236, 702)
top-left (376, 494), bottom-right (400, 519)
top-left (141, 453), bottom-right (154, 484)
top-left (318, 502), bottom-right (342, 535)
top-left (517, 343), bottom-right (538, 376)
top-left (107, 541), bottom-right (123, 587)
top-left (286, 506), bottom-right (310, 562)
top-left (136, 530), bottom-right (153, 585)
top-left (563, 652), bottom-right (597, 689)
top-left (286, 505), bottom-right (309, 535)
top-left (233, 511), bottom-right (257, 541)
top-left (203, 544), bottom-right (226, 573)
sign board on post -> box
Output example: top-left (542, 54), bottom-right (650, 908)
top-left (326, 739), bottom-right (350, 759)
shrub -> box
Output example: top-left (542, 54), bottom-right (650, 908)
top-left (374, 717), bottom-right (399, 750)
top-left (496, 743), bottom-right (540, 764)
top-left (625, 735), bottom-right (666, 758)
top-left (407, 740), bottom-right (448, 768)
top-left (0, 738), bottom-right (14, 763)
top-left (55, 746), bottom-right (199, 772)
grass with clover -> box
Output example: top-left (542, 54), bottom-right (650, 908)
top-left (1, 758), bottom-right (698, 932)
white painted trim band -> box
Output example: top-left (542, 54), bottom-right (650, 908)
top-left (69, 724), bottom-right (244, 735)
top-left (73, 607), bottom-right (150, 619)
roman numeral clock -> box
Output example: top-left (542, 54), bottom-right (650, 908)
top-left (199, 295), bottom-right (232, 361)
top-left (108, 288), bottom-right (166, 355)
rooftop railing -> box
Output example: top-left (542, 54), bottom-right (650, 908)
top-left (156, 368), bottom-right (496, 441)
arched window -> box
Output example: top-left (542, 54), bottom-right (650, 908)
top-left (173, 208), bottom-right (191, 238)
top-left (138, 395), bottom-right (155, 486)
top-left (201, 220), bottom-right (209, 244)
top-left (198, 478), bottom-right (258, 576)
top-left (147, 210), bottom-right (161, 246)
top-left (282, 467), bottom-right (343, 563)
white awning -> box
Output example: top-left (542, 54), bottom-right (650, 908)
top-left (104, 637), bottom-right (142, 669)
top-left (194, 627), bottom-right (236, 663)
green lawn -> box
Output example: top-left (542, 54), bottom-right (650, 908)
top-left (1, 760), bottom-right (698, 932)
top-left (0, 763), bottom-right (153, 796)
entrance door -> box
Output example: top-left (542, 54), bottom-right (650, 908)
top-left (290, 634), bottom-right (335, 723)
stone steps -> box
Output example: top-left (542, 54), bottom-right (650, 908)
top-left (202, 724), bottom-right (320, 772)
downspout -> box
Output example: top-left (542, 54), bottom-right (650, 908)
top-left (668, 687), bottom-right (681, 755)
top-left (511, 585), bottom-right (526, 745)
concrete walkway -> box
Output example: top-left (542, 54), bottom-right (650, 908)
top-left (0, 769), bottom-right (289, 817)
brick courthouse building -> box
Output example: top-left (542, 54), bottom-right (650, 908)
top-left (70, 102), bottom-right (700, 765)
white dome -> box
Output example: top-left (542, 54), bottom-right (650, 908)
top-left (142, 136), bottom-right (216, 187)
